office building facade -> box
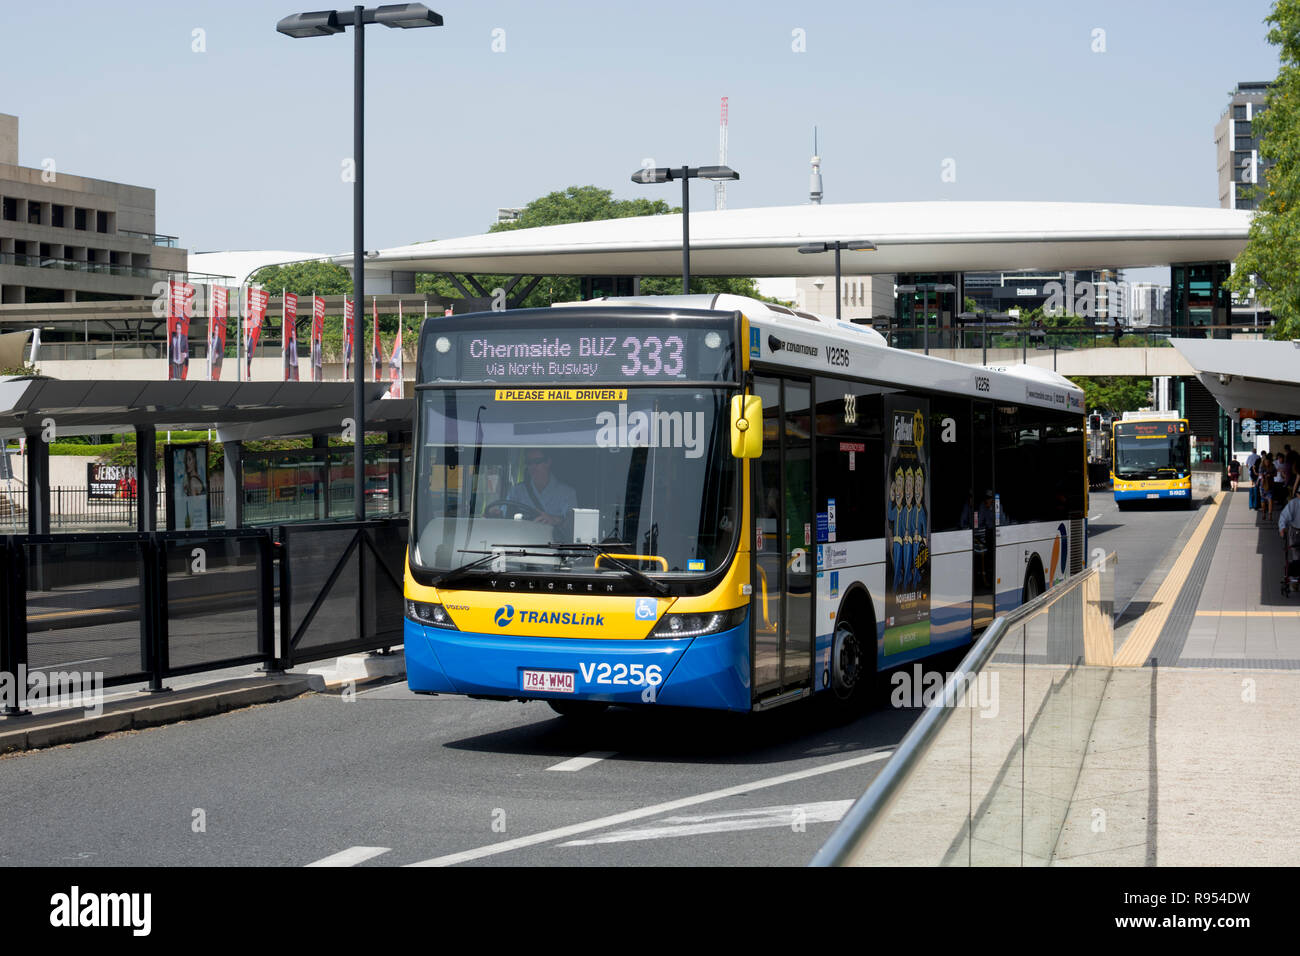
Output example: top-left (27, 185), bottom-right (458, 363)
top-left (0, 113), bottom-right (188, 306)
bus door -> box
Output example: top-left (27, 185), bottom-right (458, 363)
top-left (972, 400), bottom-right (995, 631)
top-left (751, 376), bottom-right (813, 699)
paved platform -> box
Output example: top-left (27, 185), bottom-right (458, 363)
top-left (1067, 489), bottom-right (1300, 866)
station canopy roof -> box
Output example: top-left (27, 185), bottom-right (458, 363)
top-left (1171, 338), bottom-right (1300, 419)
top-left (0, 378), bottom-right (411, 442)
top-left (357, 201), bottom-right (1253, 277)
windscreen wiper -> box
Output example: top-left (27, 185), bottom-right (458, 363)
top-left (431, 549), bottom-right (519, 589)
top-left (550, 542), bottom-right (671, 596)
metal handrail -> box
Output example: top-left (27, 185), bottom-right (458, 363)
top-left (809, 558), bottom-right (1111, 867)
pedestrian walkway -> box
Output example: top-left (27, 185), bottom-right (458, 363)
top-left (1115, 491), bottom-right (1300, 668)
top-left (1062, 489), bottom-right (1300, 866)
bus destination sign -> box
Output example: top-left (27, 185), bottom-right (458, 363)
top-left (439, 327), bottom-right (733, 383)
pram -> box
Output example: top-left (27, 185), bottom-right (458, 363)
top-left (1284, 526), bottom-right (1300, 598)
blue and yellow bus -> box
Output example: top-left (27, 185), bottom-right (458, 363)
top-left (404, 295), bottom-right (1088, 715)
top-left (1111, 412), bottom-right (1192, 509)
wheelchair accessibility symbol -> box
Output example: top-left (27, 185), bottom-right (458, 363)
top-left (634, 598), bottom-right (657, 621)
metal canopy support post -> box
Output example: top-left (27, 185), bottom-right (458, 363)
top-left (224, 439), bottom-right (244, 530)
top-left (136, 425), bottom-right (157, 532)
top-left (24, 429), bottom-right (49, 535)
top-left (508, 275), bottom-right (543, 308)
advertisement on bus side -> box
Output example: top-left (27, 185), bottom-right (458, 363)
top-left (884, 397), bottom-right (931, 656)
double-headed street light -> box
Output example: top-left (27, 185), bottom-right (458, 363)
top-left (895, 282), bottom-right (956, 355)
top-left (631, 165), bottom-right (739, 293)
top-left (277, 3), bottom-right (442, 520)
top-left (796, 240), bottom-right (877, 320)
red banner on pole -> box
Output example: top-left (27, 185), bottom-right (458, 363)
top-left (246, 288), bottom-right (269, 378)
top-left (209, 286), bottom-right (228, 381)
top-left (311, 295), bottom-right (325, 383)
top-left (372, 297), bottom-right (382, 383)
top-left (167, 280), bottom-right (196, 381)
top-left (343, 296), bottom-right (355, 380)
top-left (388, 320), bottom-right (403, 399)
top-left (283, 291), bottom-right (299, 382)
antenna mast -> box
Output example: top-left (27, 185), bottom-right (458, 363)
top-left (715, 96), bottom-right (729, 211)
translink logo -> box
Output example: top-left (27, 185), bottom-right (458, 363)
top-left (494, 605), bottom-right (605, 627)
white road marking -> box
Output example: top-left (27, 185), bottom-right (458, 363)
top-left (558, 800), bottom-right (854, 846)
top-left (28, 657), bottom-right (110, 670)
top-left (306, 846), bottom-right (392, 867)
top-left (407, 749), bottom-right (892, 867)
top-left (547, 750), bottom-right (617, 772)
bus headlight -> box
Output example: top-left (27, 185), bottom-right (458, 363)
top-left (651, 606), bottom-right (747, 639)
top-left (406, 600), bottom-right (459, 629)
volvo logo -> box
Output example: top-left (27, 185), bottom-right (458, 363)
top-left (494, 605), bottom-right (515, 627)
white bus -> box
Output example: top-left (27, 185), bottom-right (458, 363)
top-left (405, 294), bottom-right (1088, 714)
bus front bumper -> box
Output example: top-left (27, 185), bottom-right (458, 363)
top-left (404, 617), bottom-right (752, 712)
top-left (1113, 485), bottom-right (1191, 502)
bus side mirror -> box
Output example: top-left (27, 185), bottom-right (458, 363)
top-left (731, 394), bottom-right (763, 459)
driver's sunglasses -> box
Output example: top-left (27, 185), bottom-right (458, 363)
top-left (525, 457), bottom-right (548, 466)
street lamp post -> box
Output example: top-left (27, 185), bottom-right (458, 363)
top-left (631, 165), bottom-right (739, 293)
top-left (796, 240), bottom-right (877, 319)
top-left (277, 3), bottom-right (442, 520)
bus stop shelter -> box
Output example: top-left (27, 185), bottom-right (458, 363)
top-left (0, 376), bottom-right (412, 532)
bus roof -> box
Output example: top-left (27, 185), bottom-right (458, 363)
top-left (553, 294), bottom-right (1082, 413)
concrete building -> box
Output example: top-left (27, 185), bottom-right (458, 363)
top-left (1215, 81), bottom-right (1272, 211)
top-left (0, 113), bottom-right (188, 306)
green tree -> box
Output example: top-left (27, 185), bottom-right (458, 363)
top-left (1226, 0), bottom-right (1300, 338)
top-left (249, 261), bottom-right (352, 296)
top-left (1069, 376), bottom-right (1153, 415)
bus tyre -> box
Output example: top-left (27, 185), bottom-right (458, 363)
top-left (547, 700), bottom-right (610, 719)
top-left (823, 616), bottom-right (874, 721)
top-left (1022, 565), bottom-right (1045, 604)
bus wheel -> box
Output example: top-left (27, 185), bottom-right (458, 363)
top-left (1022, 565), bottom-right (1045, 603)
top-left (824, 615), bottom-right (874, 720)
top-left (547, 700), bottom-right (610, 719)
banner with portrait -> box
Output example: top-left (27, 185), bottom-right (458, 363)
top-left (883, 395), bottom-right (931, 657)
top-left (283, 291), bottom-right (299, 382)
top-left (167, 280), bottom-right (195, 381)
top-left (208, 286), bottom-right (228, 381)
top-left (246, 287), bottom-right (269, 378)
top-left (165, 442), bottom-right (210, 531)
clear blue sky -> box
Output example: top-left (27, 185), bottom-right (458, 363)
top-left (0, 0), bottom-right (1281, 256)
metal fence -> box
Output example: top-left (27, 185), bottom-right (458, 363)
top-left (0, 515), bottom-right (408, 713)
top-left (812, 552), bottom-right (1117, 867)
top-left (0, 486), bottom-right (226, 533)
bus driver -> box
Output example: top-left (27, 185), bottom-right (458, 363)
top-left (509, 450), bottom-right (577, 533)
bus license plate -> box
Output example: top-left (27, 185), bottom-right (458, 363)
top-left (522, 669), bottom-right (575, 694)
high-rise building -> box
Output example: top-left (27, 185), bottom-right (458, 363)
top-left (0, 113), bottom-right (188, 305)
top-left (1215, 81), bottom-right (1272, 210)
